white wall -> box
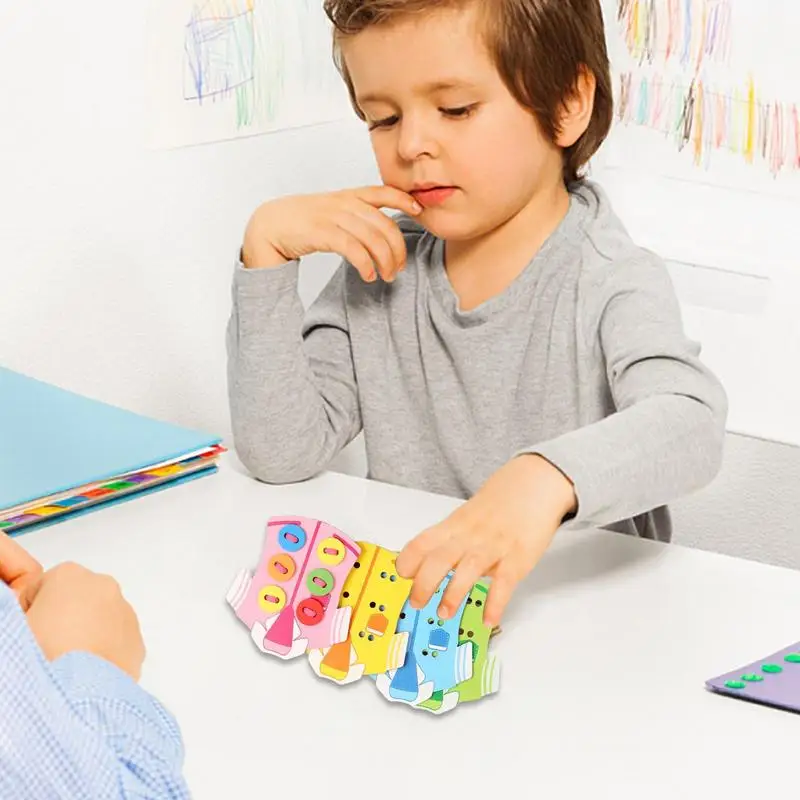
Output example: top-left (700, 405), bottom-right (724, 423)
top-left (1, 1), bottom-right (796, 571)
top-left (0, 1), bottom-right (373, 433)
top-left (670, 435), bottom-right (800, 570)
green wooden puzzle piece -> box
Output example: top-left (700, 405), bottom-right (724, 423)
top-left (418, 580), bottom-right (500, 712)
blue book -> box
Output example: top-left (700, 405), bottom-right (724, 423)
top-left (0, 367), bottom-right (223, 535)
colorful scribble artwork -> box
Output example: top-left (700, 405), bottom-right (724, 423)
top-left (605, 0), bottom-right (800, 178)
top-left (148, 0), bottom-right (350, 148)
top-left (183, 1), bottom-right (256, 103)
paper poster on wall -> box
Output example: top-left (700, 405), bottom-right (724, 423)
top-left (596, 0), bottom-right (800, 278)
top-left (146, 0), bottom-right (351, 149)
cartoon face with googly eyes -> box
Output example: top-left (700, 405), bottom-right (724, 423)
top-left (226, 516), bottom-right (360, 660)
top-left (308, 541), bottom-right (412, 685)
top-left (374, 571), bottom-right (474, 707)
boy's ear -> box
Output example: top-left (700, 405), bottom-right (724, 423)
top-left (555, 66), bottom-right (596, 148)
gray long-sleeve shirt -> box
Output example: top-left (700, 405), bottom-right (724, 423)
top-left (226, 180), bottom-right (727, 542)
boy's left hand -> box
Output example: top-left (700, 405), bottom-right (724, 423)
top-left (395, 455), bottom-right (577, 628)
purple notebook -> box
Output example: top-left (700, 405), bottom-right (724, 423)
top-left (706, 641), bottom-right (800, 713)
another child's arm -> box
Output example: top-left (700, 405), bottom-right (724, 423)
top-left (397, 253), bottom-right (727, 626)
top-left (0, 556), bottom-right (189, 799)
top-left (227, 186), bottom-right (422, 483)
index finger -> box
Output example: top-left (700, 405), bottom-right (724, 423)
top-left (395, 524), bottom-right (445, 580)
top-left (353, 185), bottom-right (423, 217)
top-left (0, 532), bottom-right (43, 588)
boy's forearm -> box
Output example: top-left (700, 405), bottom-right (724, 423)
top-left (545, 251), bottom-right (729, 531)
top-left (226, 261), bottom-right (361, 483)
top-left (521, 393), bottom-right (725, 530)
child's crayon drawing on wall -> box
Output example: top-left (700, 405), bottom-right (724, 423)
top-left (183, 1), bottom-right (258, 110)
top-left (615, 72), bottom-right (800, 175)
top-left (148, 0), bottom-right (351, 149)
top-left (603, 0), bottom-right (800, 185)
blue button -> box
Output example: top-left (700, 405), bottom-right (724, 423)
top-left (278, 524), bottom-right (307, 552)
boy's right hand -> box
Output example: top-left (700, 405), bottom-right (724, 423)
top-left (24, 562), bottom-right (146, 681)
top-left (241, 186), bottom-right (423, 282)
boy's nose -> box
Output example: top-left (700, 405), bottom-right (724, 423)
top-left (396, 121), bottom-right (438, 163)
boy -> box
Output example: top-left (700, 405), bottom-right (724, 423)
top-left (0, 532), bottom-right (190, 797)
top-left (226, 0), bottom-right (727, 630)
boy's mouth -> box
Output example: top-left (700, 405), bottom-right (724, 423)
top-left (410, 184), bottom-right (457, 208)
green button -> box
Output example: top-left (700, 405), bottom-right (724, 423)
top-left (306, 568), bottom-right (334, 596)
top-left (725, 680), bottom-right (746, 689)
top-left (784, 653), bottom-right (800, 664)
top-left (742, 673), bottom-right (763, 682)
top-left (762, 664), bottom-right (783, 673)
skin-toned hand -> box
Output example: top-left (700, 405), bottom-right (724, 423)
top-left (395, 454), bottom-right (577, 628)
top-left (0, 532), bottom-right (43, 611)
top-left (25, 562), bottom-right (146, 681)
top-left (0, 533), bottom-right (145, 681)
top-left (242, 185), bottom-right (423, 282)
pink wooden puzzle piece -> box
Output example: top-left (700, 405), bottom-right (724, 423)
top-left (227, 516), bottom-right (360, 659)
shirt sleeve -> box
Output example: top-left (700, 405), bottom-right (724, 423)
top-left (226, 258), bottom-right (362, 483)
top-left (0, 584), bottom-right (190, 799)
top-left (524, 253), bottom-right (728, 529)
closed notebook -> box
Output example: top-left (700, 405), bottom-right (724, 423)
top-left (0, 367), bottom-right (223, 534)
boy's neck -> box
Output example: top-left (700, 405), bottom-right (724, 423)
top-left (443, 180), bottom-right (571, 313)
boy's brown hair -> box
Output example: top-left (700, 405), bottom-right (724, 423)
top-left (323, 0), bottom-right (613, 184)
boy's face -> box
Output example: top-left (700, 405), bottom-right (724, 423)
top-left (341, 4), bottom-right (565, 242)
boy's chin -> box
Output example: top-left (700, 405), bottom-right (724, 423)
top-left (416, 208), bottom-right (485, 242)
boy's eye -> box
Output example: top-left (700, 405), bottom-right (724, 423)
top-left (368, 115), bottom-right (399, 131)
top-left (367, 104), bottom-right (477, 130)
top-left (440, 104), bottom-right (476, 118)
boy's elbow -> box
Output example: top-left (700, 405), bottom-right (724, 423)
top-left (690, 382), bottom-right (728, 491)
top-left (232, 438), bottom-right (322, 485)
top-left (700, 407), bottom-right (726, 489)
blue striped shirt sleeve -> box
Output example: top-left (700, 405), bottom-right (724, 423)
top-left (0, 583), bottom-right (191, 799)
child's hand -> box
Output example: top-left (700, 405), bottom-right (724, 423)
top-left (0, 532), bottom-right (43, 611)
top-left (241, 185), bottom-right (423, 282)
top-left (25, 562), bottom-right (146, 681)
top-left (395, 455), bottom-right (577, 628)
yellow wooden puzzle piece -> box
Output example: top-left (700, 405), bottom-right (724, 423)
top-left (309, 542), bottom-right (412, 684)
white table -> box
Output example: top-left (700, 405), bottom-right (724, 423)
top-left (20, 453), bottom-right (800, 798)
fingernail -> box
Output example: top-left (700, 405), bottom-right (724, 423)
top-left (412, 201), bottom-right (422, 213)
top-left (439, 605), bottom-right (451, 619)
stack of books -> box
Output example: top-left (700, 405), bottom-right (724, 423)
top-left (0, 367), bottom-right (224, 535)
